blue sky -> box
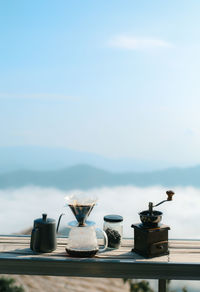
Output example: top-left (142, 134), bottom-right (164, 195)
top-left (1, 0), bottom-right (200, 166)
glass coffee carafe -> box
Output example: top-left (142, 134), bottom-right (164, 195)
top-left (64, 194), bottom-right (108, 257)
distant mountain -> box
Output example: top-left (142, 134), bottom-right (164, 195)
top-left (0, 146), bottom-right (174, 173)
top-left (0, 164), bottom-right (200, 190)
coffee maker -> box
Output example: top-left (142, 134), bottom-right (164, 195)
top-left (64, 194), bottom-right (108, 257)
top-left (131, 190), bottom-right (174, 258)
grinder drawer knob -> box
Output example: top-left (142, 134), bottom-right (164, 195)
top-left (158, 245), bottom-right (164, 250)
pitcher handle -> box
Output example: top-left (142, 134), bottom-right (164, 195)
top-left (30, 227), bottom-right (40, 252)
top-left (96, 228), bottom-right (108, 252)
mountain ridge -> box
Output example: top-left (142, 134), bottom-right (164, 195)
top-left (1, 164), bottom-right (200, 190)
top-left (0, 146), bottom-right (179, 173)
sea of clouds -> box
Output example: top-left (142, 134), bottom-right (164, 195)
top-left (0, 185), bottom-right (200, 238)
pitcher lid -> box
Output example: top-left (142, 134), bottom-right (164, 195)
top-left (34, 213), bottom-right (55, 226)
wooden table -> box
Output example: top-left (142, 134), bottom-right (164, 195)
top-left (0, 236), bottom-right (200, 292)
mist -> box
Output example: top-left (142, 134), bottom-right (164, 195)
top-left (0, 185), bottom-right (199, 239)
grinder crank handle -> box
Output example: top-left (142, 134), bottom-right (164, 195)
top-left (166, 190), bottom-right (175, 201)
top-left (148, 190), bottom-right (175, 213)
top-left (154, 190), bottom-right (175, 207)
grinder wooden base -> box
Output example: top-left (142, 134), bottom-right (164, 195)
top-left (131, 224), bottom-right (170, 258)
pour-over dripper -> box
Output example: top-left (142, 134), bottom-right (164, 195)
top-left (65, 194), bottom-right (97, 226)
top-left (68, 204), bottom-right (95, 226)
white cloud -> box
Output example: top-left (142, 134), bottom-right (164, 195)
top-left (0, 185), bottom-right (199, 240)
top-left (0, 93), bottom-right (73, 100)
top-left (108, 35), bottom-right (174, 50)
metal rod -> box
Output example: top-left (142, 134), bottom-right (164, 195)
top-left (158, 279), bottom-right (167, 292)
top-left (155, 200), bottom-right (168, 207)
top-left (148, 202), bottom-right (153, 214)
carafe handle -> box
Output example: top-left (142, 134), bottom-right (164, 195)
top-left (96, 228), bottom-right (108, 252)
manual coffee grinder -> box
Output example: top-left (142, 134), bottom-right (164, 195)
top-left (131, 190), bottom-right (175, 258)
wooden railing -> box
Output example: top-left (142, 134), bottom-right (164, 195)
top-left (0, 236), bottom-right (200, 292)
